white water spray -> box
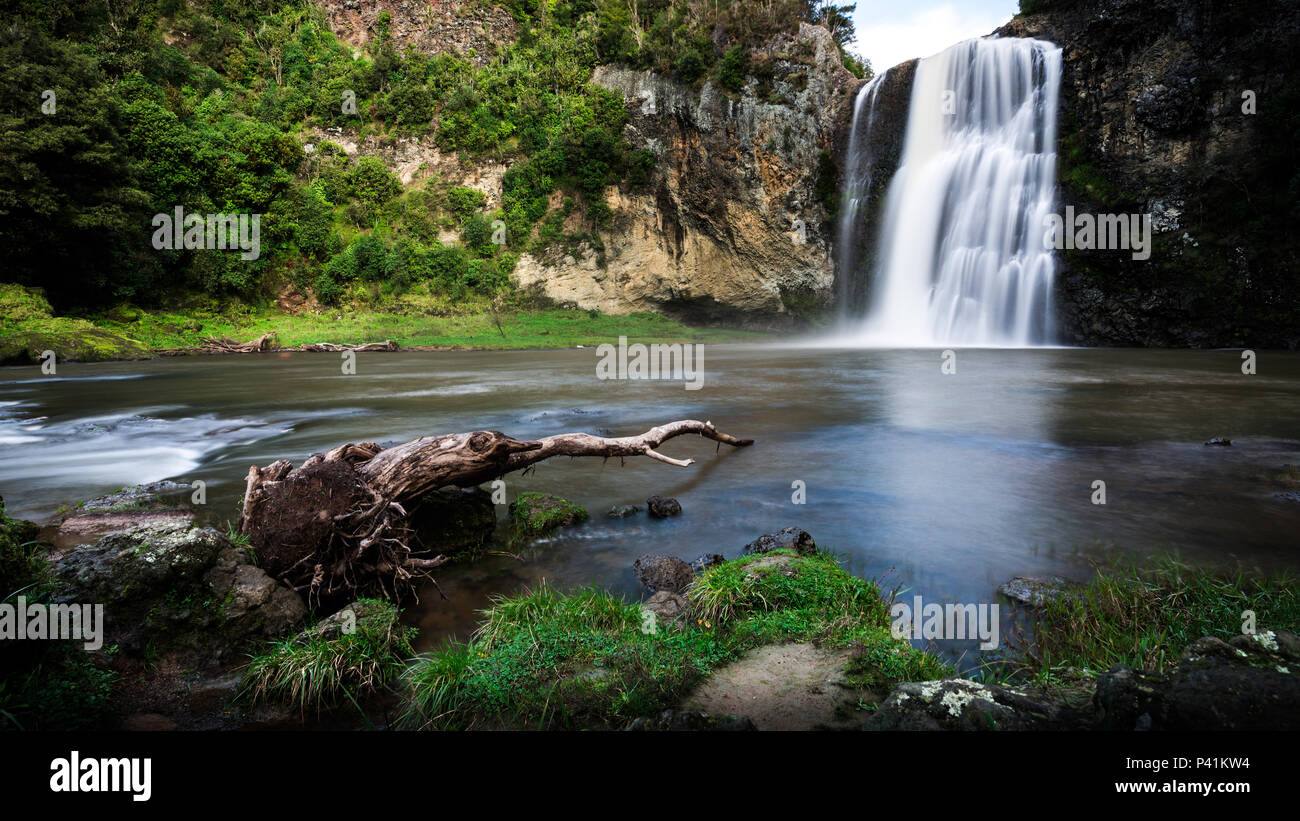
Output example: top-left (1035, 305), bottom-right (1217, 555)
top-left (842, 37), bottom-right (1062, 347)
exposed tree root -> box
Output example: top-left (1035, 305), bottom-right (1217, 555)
top-left (238, 421), bottom-right (753, 605)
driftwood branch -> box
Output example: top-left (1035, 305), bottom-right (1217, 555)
top-left (158, 335), bottom-right (399, 356)
top-left (238, 421), bottom-right (752, 604)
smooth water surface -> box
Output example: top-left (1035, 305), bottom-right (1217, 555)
top-left (2, 346), bottom-right (1297, 660)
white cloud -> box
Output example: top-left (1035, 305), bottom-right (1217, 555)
top-left (851, 3), bottom-right (1015, 73)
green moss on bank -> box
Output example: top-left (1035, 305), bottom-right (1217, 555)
top-left (0, 285), bottom-right (151, 364)
top-left (399, 550), bottom-right (951, 730)
top-left (0, 283), bottom-right (767, 364)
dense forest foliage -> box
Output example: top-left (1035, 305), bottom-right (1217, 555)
top-left (0, 0), bottom-right (864, 311)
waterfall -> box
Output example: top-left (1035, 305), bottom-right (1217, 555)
top-left (835, 69), bottom-right (890, 315)
top-left (840, 37), bottom-right (1062, 347)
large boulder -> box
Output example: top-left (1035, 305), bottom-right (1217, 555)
top-left (1160, 632), bottom-right (1300, 731)
top-left (1095, 630), bottom-right (1300, 730)
top-left (743, 527), bottom-right (816, 556)
top-left (52, 521), bottom-right (306, 665)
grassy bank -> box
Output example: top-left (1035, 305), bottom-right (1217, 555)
top-left (994, 555), bottom-right (1300, 685)
top-left (0, 284), bottom-right (771, 365)
top-left (398, 550), bottom-right (951, 730)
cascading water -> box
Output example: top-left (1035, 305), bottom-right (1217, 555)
top-left (834, 68), bottom-right (890, 315)
top-left (839, 37), bottom-right (1062, 347)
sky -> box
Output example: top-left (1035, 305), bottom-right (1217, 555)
top-left (848, 1), bottom-right (1020, 73)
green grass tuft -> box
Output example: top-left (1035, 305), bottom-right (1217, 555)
top-left (399, 551), bottom-right (950, 730)
top-left (240, 599), bottom-right (416, 716)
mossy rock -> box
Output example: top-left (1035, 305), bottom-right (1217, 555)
top-left (0, 283), bottom-right (55, 322)
top-left (508, 492), bottom-right (588, 537)
top-left (0, 283), bottom-right (152, 364)
top-left (0, 324), bottom-right (152, 364)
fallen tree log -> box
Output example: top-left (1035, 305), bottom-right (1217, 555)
top-left (238, 421), bottom-right (752, 604)
top-left (201, 332), bottom-right (277, 353)
top-left (297, 340), bottom-right (399, 352)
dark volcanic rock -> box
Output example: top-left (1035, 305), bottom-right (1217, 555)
top-left (866, 678), bottom-right (1080, 731)
top-left (1161, 632), bottom-right (1300, 730)
top-left (633, 554), bottom-right (695, 594)
top-left (627, 710), bottom-right (756, 731)
top-left (1094, 664), bottom-right (1167, 730)
top-left (646, 495), bottom-right (682, 518)
top-left (1096, 630), bottom-right (1300, 730)
top-left (743, 527), bottom-right (817, 556)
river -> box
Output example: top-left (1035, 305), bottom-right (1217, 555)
top-left (2, 346), bottom-right (1297, 663)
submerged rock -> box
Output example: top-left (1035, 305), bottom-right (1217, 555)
top-left (633, 554), bottom-right (695, 594)
top-left (69, 480), bottom-right (192, 514)
top-left (52, 481), bottom-right (197, 549)
top-left (606, 504), bottom-right (641, 518)
top-left (646, 495), bottom-right (681, 518)
top-left (743, 527), bottom-right (816, 556)
top-left (1204, 436), bottom-right (1232, 446)
top-left (508, 492), bottom-right (587, 537)
top-left (998, 576), bottom-right (1072, 607)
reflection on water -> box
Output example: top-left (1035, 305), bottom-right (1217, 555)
top-left (2, 347), bottom-right (1298, 664)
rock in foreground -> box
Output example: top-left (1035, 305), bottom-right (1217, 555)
top-left (633, 554), bottom-right (695, 594)
top-left (53, 521), bottom-right (306, 665)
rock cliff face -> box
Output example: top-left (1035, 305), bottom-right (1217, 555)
top-left (314, 0), bottom-right (517, 66)
top-left (307, 2), bottom-right (861, 328)
top-left (514, 24), bottom-right (860, 327)
top-left (998, 0), bottom-right (1300, 347)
